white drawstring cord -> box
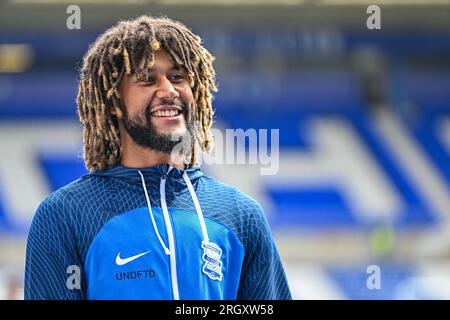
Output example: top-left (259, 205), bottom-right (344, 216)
top-left (138, 170), bottom-right (170, 255)
top-left (139, 165), bottom-right (219, 294)
top-left (182, 171), bottom-right (210, 244)
top-left (182, 170), bottom-right (223, 282)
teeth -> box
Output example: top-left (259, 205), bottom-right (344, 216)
top-left (152, 109), bottom-right (180, 117)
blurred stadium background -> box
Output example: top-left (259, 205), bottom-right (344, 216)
top-left (0, 0), bottom-right (449, 300)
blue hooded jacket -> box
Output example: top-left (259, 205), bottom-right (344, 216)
top-left (25, 163), bottom-right (292, 300)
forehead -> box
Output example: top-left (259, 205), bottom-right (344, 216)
top-left (136, 49), bottom-right (183, 73)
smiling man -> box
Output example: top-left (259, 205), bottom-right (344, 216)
top-left (116, 49), bottom-right (196, 168)
top-left (24, 15), bottom-right (291, 300)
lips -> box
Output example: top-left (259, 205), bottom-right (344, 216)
top-left (150, 105), bottom-right (183, 118)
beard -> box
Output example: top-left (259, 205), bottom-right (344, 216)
top-left (121, 102), bottom-right (195, 155)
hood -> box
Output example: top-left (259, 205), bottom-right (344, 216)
top-left (84, 163), bottom-right (204, 194)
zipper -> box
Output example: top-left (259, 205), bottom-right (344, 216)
top-left (160, 175), bottom-right (180, 300)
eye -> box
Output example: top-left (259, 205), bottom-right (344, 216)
top-left (135, 73), bottom-right (155, 84)
top-left (170, 73), bottom-right (185, 82)
top-left (141, 77), bottom-right (155, 84)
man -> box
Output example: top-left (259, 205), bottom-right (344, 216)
top-left (25, 15), bottom-right (291, 300)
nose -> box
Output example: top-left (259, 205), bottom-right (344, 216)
top-left (155, 77), bottom-right (179, 100)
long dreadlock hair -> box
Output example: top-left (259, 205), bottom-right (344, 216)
top-left (77, 15), bottom-right (217, 171)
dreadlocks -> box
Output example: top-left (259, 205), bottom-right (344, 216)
top-left (77, 15), bottom-right (217, 171)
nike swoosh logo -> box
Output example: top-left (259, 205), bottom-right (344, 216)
top-left (115, 250), bottom-right (151, 266)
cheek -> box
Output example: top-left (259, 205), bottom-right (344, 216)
top-left (183, 96), bottom-right (195, 121)
top-left (179, 87), bottom-right (195, 108)
top-left (177, 84), bottom-right (194, 101)
top-left (125, 88), bottom-right (152, 115)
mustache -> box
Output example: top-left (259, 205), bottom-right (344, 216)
top-left (151, 98), bottom-right (184, 109)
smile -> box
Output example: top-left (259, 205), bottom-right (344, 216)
top-left (151, 107), bottom-right (184, 118)
top-left (152, 109), bottom-right (182, 117)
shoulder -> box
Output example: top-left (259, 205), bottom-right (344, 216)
top-left (32, 175), bottom-right (101, 223)
top-left (198, 174), bottom-right (269, 244)
top-left (198, 174), bottom-right (274, 251)
top-left (199, 174), bottom-right (265, 217)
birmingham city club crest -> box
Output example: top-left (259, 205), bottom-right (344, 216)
top-left (201, 241), bottom-right (223, 281)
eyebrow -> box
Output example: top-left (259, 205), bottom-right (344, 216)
top-left (135, 65), bottom-right (182, 75)
top-left (132, 66), bottom-right (185, 83)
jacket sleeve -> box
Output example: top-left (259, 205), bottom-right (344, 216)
top-left (237, 201), bottom-right (292, 300)
top-left (24, 194), bottom-right (86, 300)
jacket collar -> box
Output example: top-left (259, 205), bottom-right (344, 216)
top-left (83, 163), bottom-right (203, 191)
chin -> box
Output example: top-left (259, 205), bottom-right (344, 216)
top-left (162, 126), bottom-right (188, 140)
